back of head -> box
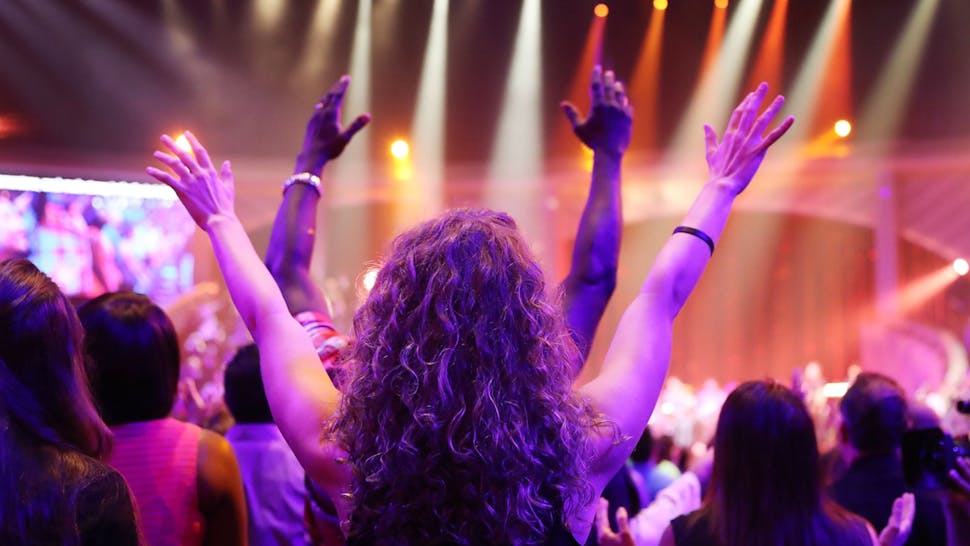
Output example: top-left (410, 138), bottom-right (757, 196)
top-left (79, 291), bottom-right (180, 426)
top-left (223, 344), bottom-right (273, 424)
top-left (0, 258), bottom-right (109, 456)
top-left (332, 208), bottom-right (596, 544)
top-left (839, 372), bottom-right (908, 453)
top-left (0, 259), bottom-right (112, 544)
top-left (706, 380), bottom-right (869, 546)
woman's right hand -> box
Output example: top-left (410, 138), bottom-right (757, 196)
top-left (147, 131), bottom-right (236, 230)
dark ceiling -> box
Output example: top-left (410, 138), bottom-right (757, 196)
top-left (0, 0), bottom-right (967, 167)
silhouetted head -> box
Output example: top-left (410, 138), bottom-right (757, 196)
top-left (224, 344), bottom-right (273, 424)
top-left (840, 372), bottom-right (908, 453)
top-left (332, 208), bottom-right (598, 544)
top-left (0, 258), bottom-right (110, 457)
top-left (701, 380), bottom-right (870, 546)
top-left (79, 291), bottom-right (180, 426)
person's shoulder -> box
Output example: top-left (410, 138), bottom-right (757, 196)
top-left (70, 454), bottom-right (141, 546)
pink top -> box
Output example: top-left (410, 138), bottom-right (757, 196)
top-left (110, 418), bottom-right (205, 546)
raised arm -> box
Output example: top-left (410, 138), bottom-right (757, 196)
top-left (580, 83), bottom-right (794, 474)
top-left (146, 133), bottom-right (343, 487)
top-left (265, 76), bottom-right (370, 319)
top-left (560, 66), bottom-right (631, 364)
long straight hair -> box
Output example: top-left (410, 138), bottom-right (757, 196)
top-left (0, 259), bottom-right (113, 545)
top-left (701, 380), bottom-right (871, 546)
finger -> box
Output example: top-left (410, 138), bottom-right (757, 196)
top-left (604, 70), bottom-right (616, 104)
top-left (753, 115), bottom-right (795, 155)
top-left (341, 113), bottom-right (372, 142)
top-left (560, 102), bottom-right (582, 129)
top-left (704, 124), bottom-right (719, 159)
top-left (958, 456), bottom-right (970, 478)
top-left (145, 166), bottom-right (179, 188)
top-left (330, 75), bottom-right (351, 107)
top-left (153, 150), bottom-right (191, 180)
top-left (596, 498), bottom-right (611, 538)
top-left (749, 94), bottom-right (785, 140)
top-left (614, 81), bottom-right (627, 109)
top-left (160, 134), bottom-right (202, 173)
top-left (220, 160), bottom-right (233, 182)
top-left (183, 131), bottom-right (214, 171)
top-left (616, 506), bottom-right (630, 533)
top-left (738, 82), bottom-right (768, 134)
top-left (951, 465), bottom-right (970, 493)
top-left (726, 92), bottom-right (751, 134)
top-left (590, 65), bottom-right (605, 106)
top-left (900, 493), bottom-right (915, 533)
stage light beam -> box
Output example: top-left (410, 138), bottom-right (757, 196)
top-left (715, 0), bottom-right (729, 8)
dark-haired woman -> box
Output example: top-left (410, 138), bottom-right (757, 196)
top-left (659, 381), bottom-right (877, 546)
top-left (148, 72), bottom-right (792, 544)
top-left (0, 258), bottom-right (141, 545)
top-left (80, 291), bottom-right (247, 546)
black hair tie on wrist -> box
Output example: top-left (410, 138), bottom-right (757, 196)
top-left (672, 226), bottom-right (715, 256)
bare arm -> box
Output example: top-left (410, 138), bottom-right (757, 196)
top-left (579, 84), bottom-right (794, 475)
top-left (265, 76), bottom-right (370, 318)
top-left (560, 66), bottom-right (630, 364)
top-left (197, 430), bottom-right (247, 546)
top-left (147, 133), bottom-right (343, 486)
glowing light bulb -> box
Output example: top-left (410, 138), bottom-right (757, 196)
top-left (390, 139), bottom-right (409, 160)
top-left (654, 0), bottom-right (668, 10)
top-left (953, 259), bottom-right (969, 276)
top-left (174, 133), bottom-right (193, 153)
top-left (362, 268), bottom-right (379, 291)
top-left (834, 120), bottom-right (852, 138)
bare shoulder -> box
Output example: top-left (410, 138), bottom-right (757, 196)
top-left (196, 429), bottom-right (242, 505)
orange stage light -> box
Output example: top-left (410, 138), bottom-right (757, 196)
top-left (834, 119), bottom-right (852, 138)
top-left (653, 0), bottom-right (668, 11)
top-left (390, 139), bottom-right (410, 160)
top-left (715, 0), bottom-right (729, 8)
top-left (594, 3), bottom-right (609, 17)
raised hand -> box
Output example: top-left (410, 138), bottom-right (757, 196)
top-left (595, 498), bottom-right (636, 546)
top-left (704, 82), bottom-right (794, 196)
top-left (146, 131), bottom-right (235, 230)
top-left (295, 75), bottom-right (371, 175)
top-left (878, 492), bottom-right (915, 546)
top-left (561, 65), bottom-right (633, 158)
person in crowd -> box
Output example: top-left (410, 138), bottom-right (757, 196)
top-left (266, 69), bottom-right (633, 546)
top-left (0, 258), bottom-right (140, 545)
top-left (224, 343), bottom-right (310, 546)
top-left (659, 380), bottom-right (893, 546)
top-left (79, 291), bottom-right (247, 546)
top-left (148, 68), bottom-right (792, 543)
top-left (596, 450), bottom-right (710, 546)
top-left (629, 429), bottom-right (683, 505)
top-left (831, 372), bottom-right (947, 545)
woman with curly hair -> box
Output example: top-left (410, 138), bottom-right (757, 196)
top-left (148, 71), bottom-right (792, 545)
top-left (0, 258), bottom-right (141, 545)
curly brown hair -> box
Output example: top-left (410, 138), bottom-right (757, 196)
top-left (330, 209), bottom-right (601, 545)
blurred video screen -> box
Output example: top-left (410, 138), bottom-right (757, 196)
top-left (0, 174), bottom-right (195, 303)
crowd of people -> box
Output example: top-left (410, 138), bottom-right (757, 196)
top-left (1, 66), bottom-right (968, 546)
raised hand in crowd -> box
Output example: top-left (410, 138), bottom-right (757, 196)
top-left (560, 65), bottom-right (631, 364)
